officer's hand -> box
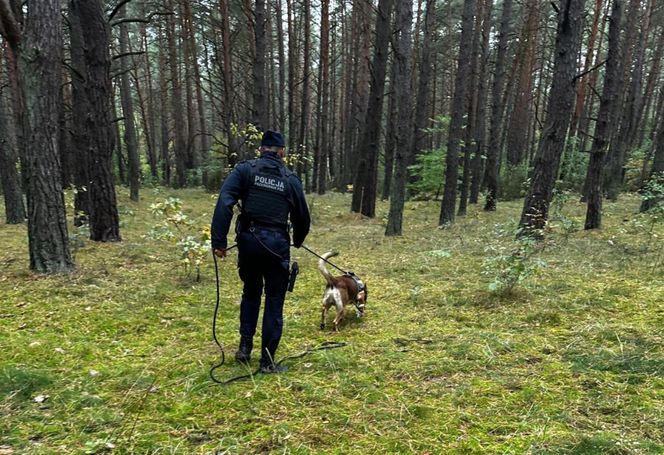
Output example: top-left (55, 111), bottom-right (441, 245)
top-left (213, 248), bottom-right (227, 258)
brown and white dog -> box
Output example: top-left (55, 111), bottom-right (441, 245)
top-left (318, 251), bottom-right (367, 331)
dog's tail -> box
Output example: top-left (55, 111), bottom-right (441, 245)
top-left (318, 251), bottom-right (338, 286)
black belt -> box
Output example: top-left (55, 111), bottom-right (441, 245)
top-left (241, 221), bottom-right (288, 234)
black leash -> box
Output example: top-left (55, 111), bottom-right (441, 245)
top-left (299, 244), bottom-right (349, 274)
top-left (210, 244), bottom-right (348, 386)
top-left (210, 244), bottom-right (237, 384)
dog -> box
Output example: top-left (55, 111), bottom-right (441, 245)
top-left (318, 251), bottom-right (367, 331)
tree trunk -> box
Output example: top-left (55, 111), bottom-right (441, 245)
top-left (385, 0), bottom-right (414, 236)
top-left (298, 0), bottom-right (312, 182)
top-left (167, 3), bottom-right (188, 187)
top-left (458, 0), bottom-right (484, 217)
top-left (636, 30), bottom-right (664, 149)
top-left (484, 0), bottom-right (513, 211)
top-left (118, 6), bottom-right (140, 202)
top-left (410, 0), bottom-right (436, 164)
top-left (219, 0), bottom-right (240, 165)
top-left (352, 0), bottom-right (394, 217)
top-left (519, 0), bottom-right (586, 236)
top-left (505, 0), bottom-right (539, 167)
top-left (253, 0), bottom-right (268, 130)
top-left (584, 0), bottom-right (624, 229)
top-left (0, 86), bottom-right (25, 224)
top-left (68, 2), bottom-right (91, 225)
top-left (469, 0), bottom-right (493, 204)
top-left (439, 0), bottom-right (477, 226)
top-left (316, 0), bottom-right (330, 194)
top-left (158, 22), bottom-right (171, 185)
top-left (640, 84), bottom-right (664, 212)
top-left (274, 0), bottom-right (287, 130)
top-left (72, 0), bottom-right (121, 241)
top-left (346, 0), bottom-right (372, 189)
top-left (14, 0), bottom-right (74, 272)
top-left (139, 11), bottom-right (158, 179)
top-left (382, 52), bottom-right (399, 201)
top-left (603, 0), bottom-right (640, 201)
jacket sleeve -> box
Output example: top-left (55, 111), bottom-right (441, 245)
top-left (289, 176), bottom-right (311, 248)
top-left (211, 164), bottom-right (246, 249)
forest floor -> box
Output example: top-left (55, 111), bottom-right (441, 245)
top-left (1, 188), bottom-right (663, 454)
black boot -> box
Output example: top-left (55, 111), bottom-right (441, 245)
top-left (235, 337), bottom-right (253, 364)
top-left (259, 347), bottom-right (287, 373)
top-left (259, 358), bottom-right (288, 374)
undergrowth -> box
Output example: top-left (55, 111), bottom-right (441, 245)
top-left (0, 189), bottom-right (662, 454)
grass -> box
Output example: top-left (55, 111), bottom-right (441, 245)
top-left (0, 188), bottom-right (663, 454)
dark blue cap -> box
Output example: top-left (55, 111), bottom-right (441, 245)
top-left (260, 130), bottom-right (285, 148)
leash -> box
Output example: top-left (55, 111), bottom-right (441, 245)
top-left (210, 243), bottom-right (348, 386)
top-left (210, 244), bottom-right (237, 384)
top-left (299, 244), bottom-right (349, 274)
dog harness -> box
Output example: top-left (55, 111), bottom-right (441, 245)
top-left (345, 272), bottom-right (366, 313)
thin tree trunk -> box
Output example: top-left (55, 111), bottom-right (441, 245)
top-left (439, 0), bottom-right (477, 225)
top-left (585, 0), bottom-right (624, 229)
top-left (458, 0), bottom-right (484, 217)
top-left (519, 0), bottom-right (586, 236)
top-left (603, 0), bottom-right (640, 201)
top-left (167, 3), bottom-right (188, 187)
top-left (253, 0), bottom-right (268, 130)
top-left (469, 0), bottom-right (493, 204)
top-left (274, 0), bottom-right (287, 130)
top-left (640, 84), bottom-right (664, 212)
top-left (118, 6), bottom-right (140, 202)
top-left (0, 85), bottom-right (25, 224)
top-left (352, 0), bottom-right (394, 217)
top-left (484, 0), bottom-right (513, 211)
top-left (382, 53), bottom-right (399, 201)
top-left (158, 22), bottom-right (171, 185)
top-left (385, 0), bottom-right (414, 236)
top-left (298, 0), bottom-right (311, 182)
top-left (410, 0), bottom-right (436, 164)
top-left (316, 0), bottom-right (331, 194)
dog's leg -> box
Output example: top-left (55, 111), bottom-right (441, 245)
top-left (320, 301), bottom-right (327, 330)
top-left (332, 289), bottom-right (344, 332)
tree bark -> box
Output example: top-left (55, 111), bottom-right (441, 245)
top-left (14, 0), bottom-right (74, 272)
top-left (439, 0), bottom-right (477, 225)
top-left (603, 0), bottom-right (640, 201)
top-left (458, 0), bottom-right (484, 216)
top-left (410, 0), bottom-right (436, 164)
top-left (484, 0), bottom-right (513, 211)
top-left (158, 22), bottom-right (171, 185)
top-left (505, 0), bottom-right (539, 167)
top-left (0, 85), bottom-right (25, 224)
top-left (584, 0), bottom-right (624, 229)
top-left (315, 0), bottom-right (330, 194)
top-left (118, 5), bottom-right (140, 202)
top-left (469, 0), bottom-right (493, 205)
top-left (166, 3), bottom-right (188, 187)
top-left (640, 84), bottom-right (664, 213)
top-left (385, 0), bottom-right (414, 236)
top-left (352, 0), bottom-right (394, 217)
top-left (72, 0), bottom-right (122, 241)
top-left (253, 0), bottom-right (268, 130)
top-left (519, 0), bottom-right (586, 236)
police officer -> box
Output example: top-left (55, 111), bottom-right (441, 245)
top-left (211, 130), bottom-right (310, 374)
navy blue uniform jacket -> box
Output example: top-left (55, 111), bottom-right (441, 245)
top-left (211, 152), bottom-right (310, 250)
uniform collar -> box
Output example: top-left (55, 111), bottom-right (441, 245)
top-left (260, 152), bottom-right (283, 163)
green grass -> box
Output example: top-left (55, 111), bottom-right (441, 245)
top-left (1, 188), bottom-right (663, 454)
